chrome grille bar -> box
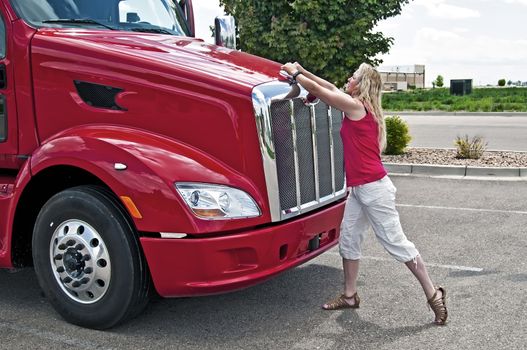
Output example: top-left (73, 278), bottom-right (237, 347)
top-left (328, 106), bottom-right (335, 193)
top-left (310, 105), bottom-right (320, 201)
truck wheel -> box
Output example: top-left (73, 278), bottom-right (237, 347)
top-left (32, 186), bottom-right (151, 329)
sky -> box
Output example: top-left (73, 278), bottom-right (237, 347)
top-left (192, 0), bottom-right (527, 87)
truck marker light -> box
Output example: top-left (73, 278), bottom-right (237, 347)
top-left (114, 163), bottom-right (127, 171)
top-left (120, 196), bottom-right (143, 219)
top-left (160, 233), bottom-right (188, 239)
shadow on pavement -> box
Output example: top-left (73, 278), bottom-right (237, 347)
top-left (0, 264), bottom-right (435, 349)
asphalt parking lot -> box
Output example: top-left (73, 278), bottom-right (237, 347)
top-left (1, 175), bottom-right (526, 350)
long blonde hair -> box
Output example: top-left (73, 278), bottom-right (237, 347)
top-left (352, 63), bottom-right (386, 152)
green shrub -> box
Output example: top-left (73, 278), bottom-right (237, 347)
top-left (382, 87), bottom-right (527, 112)
top-left (454, 135), bottom-right (487, 159)
top-left (384, 116), bottom-right (412, 155)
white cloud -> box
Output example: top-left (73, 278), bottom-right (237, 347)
top-left (503, 0), bottom-right (527, 5)
top-left (413, 28), bottom-right (527, 65)
top-left (381, 25), bottom-right (527, 85)
top-left (414, 0), bottom-right (480, 19)
top-left (195, 0), bottom-right (224, 11)
top-left (193, 0), bottom-right (225, 43)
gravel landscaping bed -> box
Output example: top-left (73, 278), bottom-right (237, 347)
top-left (382, 147), bottom-right (527, 167)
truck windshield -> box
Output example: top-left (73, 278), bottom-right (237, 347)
top-left (10, 0), bottom-right (188, 36)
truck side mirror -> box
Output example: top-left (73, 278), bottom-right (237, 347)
top-left (126, 12), bottom-right (140, 23)
top-left (178, 0), bottom-right (195, 37)
top-left (214, 16), bottom-right (236, 50)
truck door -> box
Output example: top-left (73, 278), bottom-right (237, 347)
top-left (0, 8), bottom-right (18, 167)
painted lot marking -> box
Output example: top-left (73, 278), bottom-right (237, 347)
top-left (328, 252), bottom-right (484, 272)
top-left (396, 203), bottom-right (527, 216)
top-left (326, 203), bottom-right (509, 273)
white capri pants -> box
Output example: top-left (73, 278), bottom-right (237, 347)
top-left (339, 176), bottom-right (419, 263)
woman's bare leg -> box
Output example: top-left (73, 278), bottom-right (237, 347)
top-left (322, 258), bottom-right (360, 309)
top-left (405, 255), bottom-right (439, 300)
top-left (406, 255), bottom-right (448, 324)
top-left (343, 258), bottom-right (360, 298)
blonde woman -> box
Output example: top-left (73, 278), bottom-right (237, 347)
top-left (281, 62), bottom-right (448, 325)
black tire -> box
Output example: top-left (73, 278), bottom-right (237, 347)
top-left (32, 185), bottom-right (151, 329)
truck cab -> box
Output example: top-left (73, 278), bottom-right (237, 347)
top-left (0, 0), bottom-right (346, 329)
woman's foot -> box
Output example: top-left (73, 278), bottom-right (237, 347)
top-left (322, 292), bottom-right (360, 310)
top-left (428, 286), bottom-right (448, 325)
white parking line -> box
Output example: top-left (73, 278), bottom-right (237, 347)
top-left (397, 203), bottom-right (527, 215)
top-left (328, 252), bottom-right (483, 272)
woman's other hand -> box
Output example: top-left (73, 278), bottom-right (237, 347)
top-left (281, 62), bottom-right (298, 76)
top-left (294, 62), bottom-right (305, 73)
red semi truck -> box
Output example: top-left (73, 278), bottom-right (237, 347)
top-left (0, 0), bottom-right (347, 328)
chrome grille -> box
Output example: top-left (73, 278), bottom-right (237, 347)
top-left (252, 81), bottom-right (347, 222)
top-left (270, 99), bottom-right (345, 213)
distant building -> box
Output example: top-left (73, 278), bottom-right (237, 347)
top-left (450, 79), bottom-right (472, 95)
top-left (378, 65), bottom-right (425, 91)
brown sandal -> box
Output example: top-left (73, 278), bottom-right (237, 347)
top-left (322, 292), bottom-right (360, 310)
top-left (427, 286), bottom-right (448, 325)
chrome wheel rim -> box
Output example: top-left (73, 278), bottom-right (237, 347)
top-left (49, 219), bottom-right (111, 304)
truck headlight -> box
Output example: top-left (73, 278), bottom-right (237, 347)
top-left (175, 183), bottom-right (261, 220)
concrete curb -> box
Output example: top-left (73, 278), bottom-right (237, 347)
top-left (384, 163), bottom-right (527, 178)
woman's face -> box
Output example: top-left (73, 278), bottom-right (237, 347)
top-left (346, 72), bottom-right (359, 94)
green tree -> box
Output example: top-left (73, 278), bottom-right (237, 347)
top-left (498, 79), bottom-right (506, 87)
top-left (219, 0), bottom-right (410, 86)
top-left (435, 75), bottom-right (444, 88)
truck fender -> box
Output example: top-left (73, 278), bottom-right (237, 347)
top-left (28, 125), bottom-right (265, 234)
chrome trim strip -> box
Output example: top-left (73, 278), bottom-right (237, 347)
top-left (310, 105), bottom-right (320, 201)
top-left (281, 189), bottom-right (347, 220)
top-left (300, 200), bottom-right (320, 211)
top-left (290, 100), bottom-right (302, 209)
top-left (252, 88), bottom-right (280, 221)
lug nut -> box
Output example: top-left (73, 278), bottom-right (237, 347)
top-left (58, 244), bottom-right (67, 250)
top-left (81, 277), bottom-right (90, 284)
top-left (63, 277), bottom-right (72, 283)
top-left (72, 281), bottom-right (81, 288)
top-left (66, 240), bottom-right (76, 246)
top-left (54, 254), bottom-right (63, 260)
top-left (82, 255), bottom-right (91, 262)
top-left (75, 243), bottom-right (85, 250)
top-left (56, 266), bottom-right (65, 273)
top-left (84, 267), bottom-right (93, 274)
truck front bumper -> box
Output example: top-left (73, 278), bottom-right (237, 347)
top-left (140, 200), bottom-right (346, 297)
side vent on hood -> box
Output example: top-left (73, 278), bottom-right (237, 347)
top-left (74, 80), bottom-right (126, 110)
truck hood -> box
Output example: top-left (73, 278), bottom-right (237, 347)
top-left (30, 29), bottom-right (284, 191)
top-left (36, 29), bottom-right (282, 91)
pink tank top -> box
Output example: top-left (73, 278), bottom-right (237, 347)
top-left (340, 106), bottom-right (387, 187)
